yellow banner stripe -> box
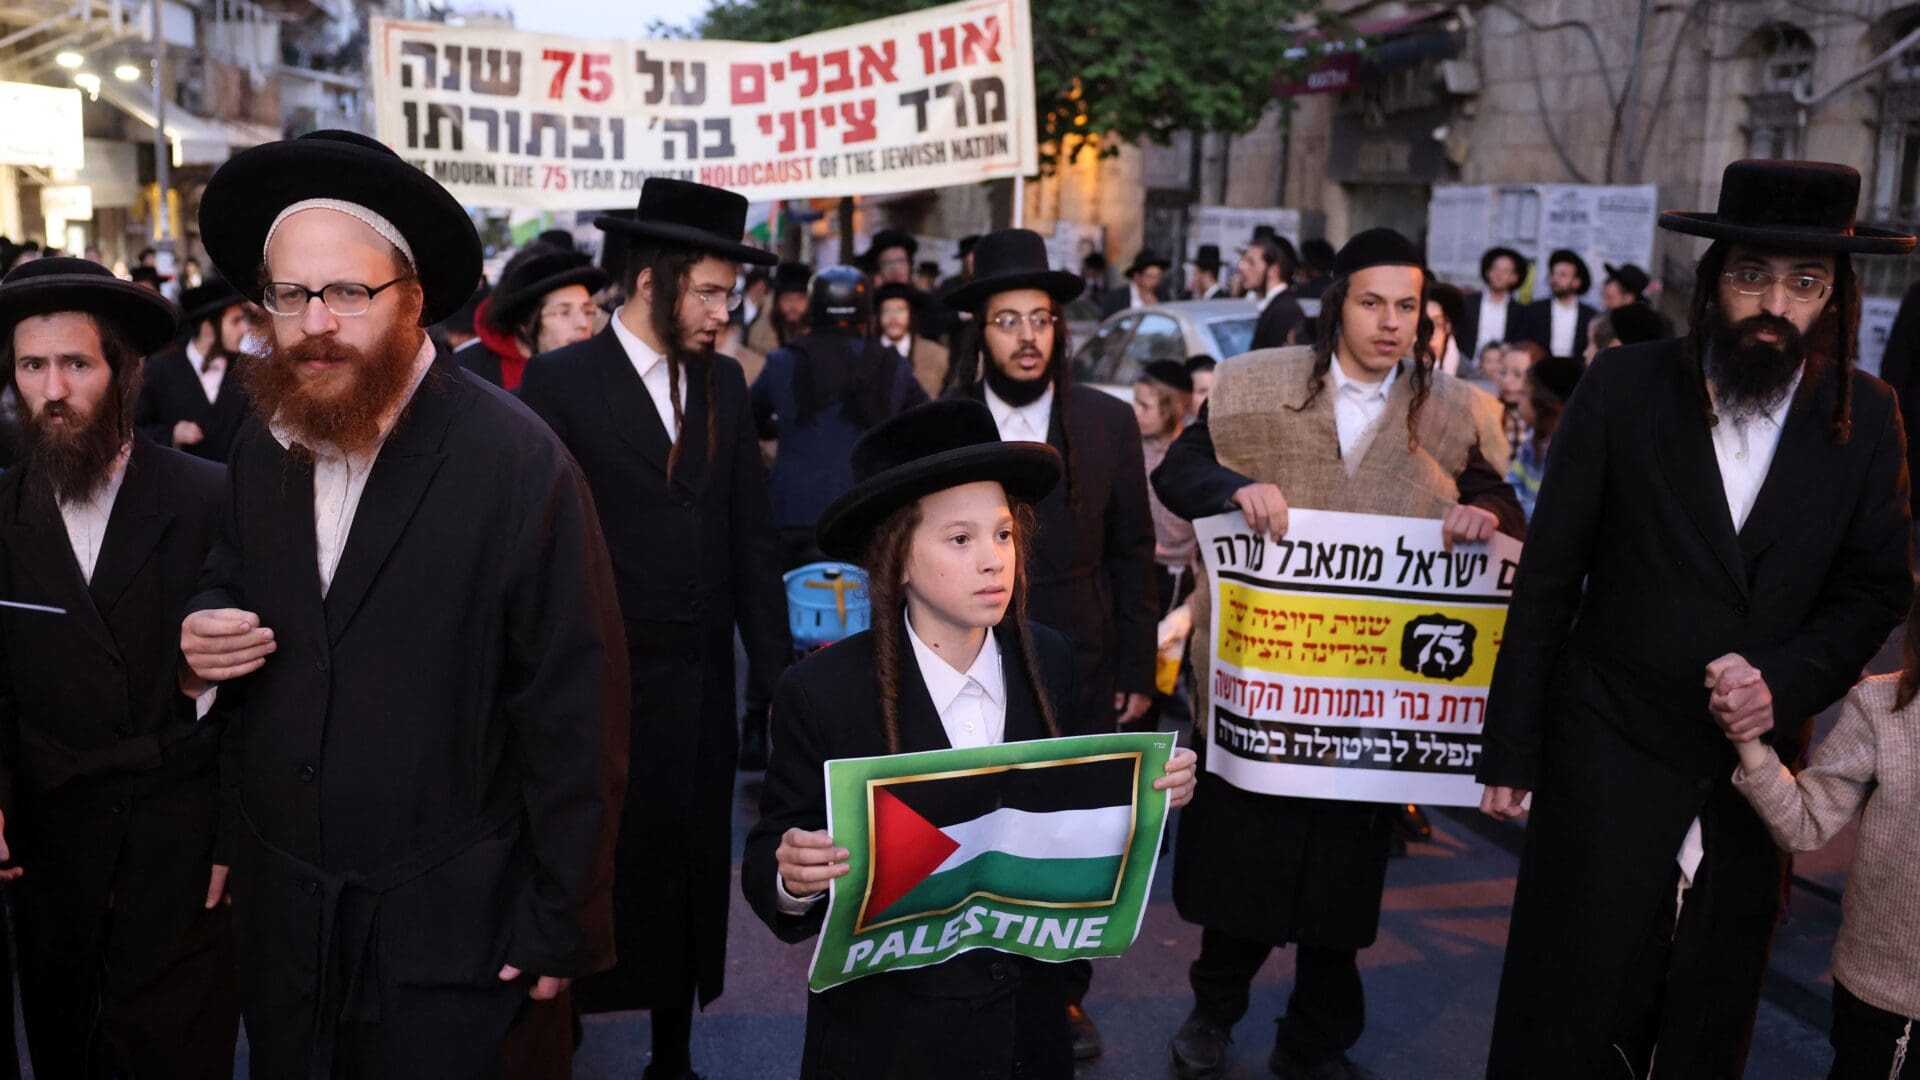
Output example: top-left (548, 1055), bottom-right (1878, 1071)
top-left (1216, 580), bottom-right (1507, 688)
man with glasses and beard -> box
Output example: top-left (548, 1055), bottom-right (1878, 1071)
top-left (1478, 160), bottom-right (1915, 1078)
top-left (0, 256), bottom-right (238, 1077)
top-left (943, 227), bottom-right (1159, 1061)
top-left (519, 178), bottom-right (790, 1080)
top-left (175, 130), bottom-right (629, 1078)
top-left (136, 276), bottom-right (257, 463)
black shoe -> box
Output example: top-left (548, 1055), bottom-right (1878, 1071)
top-left (738, 721), bottom-right (768, 771)
top-left (1395, 804), bottom-right (1433, 842)
top-left (1169, 1012), bottom-right (1231, 1078)
top-left (1268, 1038), bottom-right (1380, 1080)
top-left (1067, 1003), bottom-right (1102, 1061)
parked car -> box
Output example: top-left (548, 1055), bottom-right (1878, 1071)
top-left (1070, 298), bottom-right (1319, 400)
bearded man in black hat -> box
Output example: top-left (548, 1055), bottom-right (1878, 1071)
top-left (943, 227), bottom-right (1159, 1059)
top-left (874, 280), bottom-right (950, 398)
top-left (746, 260), bottom-right (813, 355)
top-left (0, 257), bottom-right (239, 1077)
top-left (136, 276), bottom-right (257, 463)
top-left (1099, 249), bottom-right (1172, 317)
top-left (176, 130), bottom-right (629, 1077)
top-left (518, 177), bottom-right (790, 1079)
top-left (1185, 245), bottom-right (1227, 301)
top-left (1456, 246), bottom-right (1527, 355)
top-left (1153, 228), bottom-right (1524, 1080)
top-left (1478, 159), bottom-right (1915, 1078)
top-left (1511, 248), bottom-right (1597, 358)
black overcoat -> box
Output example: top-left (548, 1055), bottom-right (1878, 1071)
top-left (135, 347), bottom-right (253, 463)
top-left (1151, 407), bottom-right (1526, 949)
top-left (0, 436), bottom-right (237, 1077)
top-left (742, 622), bottom-right (1077, 1079)
top-left (520, 328), bottom-right (791, 1011)
top-left (454, 339), bottom-right (509, 388)
top-left (191, 359), bottom-right (629, 1078)
top-left (958, 384), bottom-right (1158, 734)
top-left (1477, 340), bottom-right (1911, 1076)
top-left (1508, 298), bottom-right (1596, 358)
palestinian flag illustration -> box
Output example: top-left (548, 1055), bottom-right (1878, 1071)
top-left (860, 753), bottom-right (1139, 931)
top-left (811, 731), bottom-right (1173, 992)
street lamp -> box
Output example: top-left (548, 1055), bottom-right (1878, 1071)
top-left (55, 51), bottom-right (84, 69)
top-left (115, 63), bottom-right (142, 82)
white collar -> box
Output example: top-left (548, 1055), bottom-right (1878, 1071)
top-left (905, 610), bottom-right (1005, 714)
top-left (1552, 294), bottom-right (1580, 310)
top-left (1263, 281), bottom-right (1290, 304)
top-left (268, 334), bottom-right (437, 459)
top-left (983, 382), bottom-right (1055, 433)
top-left (185, 339), bottom-right (207, 372)
top-left (610, 305), bottom-right (667, 378)
top-left (1329, 356), bottom-right (1398, 400)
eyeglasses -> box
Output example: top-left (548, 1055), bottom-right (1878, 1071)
top-left (690, 286), bottom-right (743, 312)
top-left (1722, 269), bottom-right (1832, 304)
top-left (262, 277), bottom-right (408, 318)
top-left (986, 312), bottom-right (1058, 334)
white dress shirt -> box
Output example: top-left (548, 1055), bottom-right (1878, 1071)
top-left (610, 306), bottom-right (682, 442)
top-left (1476, 292), bottom-right (1510, 350)
top-left (1130, 284), bottom-right (1153, 311)
top-left (185, 341), bottom-right (226, 403)
top-left (59, 444), bottom-right (131, 583)
top-left (267, 336), bottom-right (437, 595)
top-left (1549, 297), bottom-right (1579, 358)
top-left (1328, 359), bottom-right (1399, 460)
top-left (984, 383), bottom-right (1054, 443)
top-left (885, 334), bottom-right (913, 359)
top-left (774, 613), bottom-right (1010, 913)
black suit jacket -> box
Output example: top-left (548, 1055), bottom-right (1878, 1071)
top-left (135, 347), bottom-right (252, 464)
top-left (1509, 298), bottom-right (1597, 358)
top-left (743, 622), bottom-right (1076, 1078)
top-left (191, 358), bottom-right (629, 1075)
top-left (1455, 289), bottom-right (1515, 353)
top-left (520, 327), bottom-right (790, 1010)
top-left (1249, 291), bottom-right (1308, 350)
top-left (1480, 340), bottom-right (1912, 792)
top-left (452, 339), bottom-right (507, 388)
top-left (1878, 278), bottom-right (1920, 515)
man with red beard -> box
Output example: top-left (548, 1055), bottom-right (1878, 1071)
top-left (519, 177), bottom-right (789, 1080)
top-left (176, 130), bottom-right (629, 1078)
top-left (0, 256), bottom-right (238, 1076)
top-left (1479, 160), bottom-right (1916, 1077)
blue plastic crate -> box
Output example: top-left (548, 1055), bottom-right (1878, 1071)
top-left (784, 562), bottom-right (871, 650)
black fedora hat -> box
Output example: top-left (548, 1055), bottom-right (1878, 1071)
top-left (0, 257), bottom-right (179, 354)
top-left (816, 399), bottom-right (1062, 560)
top-left (956, 234), bottom-right (981, 259)
top-left (199, 130), bottom-right (483, 325)
top-left (1124, 250), bottom-right (1171, 278)
top-left (489, 246), bottom-right (609, 327)
top-left (772, 260), bottom-right (813, 295)
top-left (942, 229), bottom-right (1086, 311)
top-left (1479, 246), bottom-right (1529, 283)
top-left (874, 281), bottom-right (929, 308)
top-left (1603, 262), bottom-right (1651, 297)
top-left (1190, 244), bottom-right (1223, 273)
top-left (595, 178), bottom-right (778, 267)
top-left (1544, 248), bottom-right (1592, 291)
top-left (1660, 159), bottom-right (1915, 254)
top-left (859, 228), bottom-right (918, 268)
top-left (180, 277), bottom-right (246, 326)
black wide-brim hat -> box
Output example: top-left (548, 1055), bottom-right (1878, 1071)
top-left (874, 281), bottom-right (929, 308)
top-left (1124, 251), bottom-right (1171, 277)
top-left (1191, 244), bottom-right (1223, 271)
top-left (180, 277), bottom-right (246, 326)
top-left (860, 228), bottom-right (919, 266)
top-left (942, 229), bottom-right (1086, 311)
top-left (596, 178), bottom-right (777, 267)
top-left (199, 130), bottom-right (483, 326)
top-left (490, 249), bottom-right (609, 326)
top-left (0, 256), bottom-right (179, 354)
top-left (1660, 159), bottom-right (1915, 255)
top-left (772, 260), bottom-right (813, 294)
top-left (816, 399), bottom-right (1062, 561)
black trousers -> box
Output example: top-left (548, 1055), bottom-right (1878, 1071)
top-left (1189, 926), bottom-right (1364, 1059)
top-left (1830, 980), bottom-right (1916, 1080)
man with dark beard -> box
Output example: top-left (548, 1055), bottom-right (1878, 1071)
top-left (518, 177), bottom-right (789, 1080)
top-left (175, 130), bottom-right (629, 1078)
top-left (135, 277), bottom-right (257, 463)
top-left (1478, 159), bottom-right (1915, 1078)
top-left (943, 227), bottom-right (1159, 1061)
top-left (745, 260), bottom-right (812, 355)
top-left (0, 256), bottom-right (238, 1077)
top-left (1511, 248), bottom-right (1598, 359)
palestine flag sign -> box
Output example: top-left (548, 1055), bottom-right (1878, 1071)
top-left (810, 731), bottom-right (1173, 992)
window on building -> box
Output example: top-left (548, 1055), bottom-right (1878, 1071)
top-left (1745, 24), bottom-right (1812, 160)
top-left (1876, 15), bottom-right (1920, 221)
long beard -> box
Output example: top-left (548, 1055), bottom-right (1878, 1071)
top-left (984, 349), bottom-right (1052, 407)
top-left (1708, 310), bottom-right (1807, 420)
top-left (16, 379), bottom-right (132, 507)
top-left (244, 319), bottom-right (425, 455)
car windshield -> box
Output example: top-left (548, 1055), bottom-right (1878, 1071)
top-left (1207, 317), bottom-right (1257, 359)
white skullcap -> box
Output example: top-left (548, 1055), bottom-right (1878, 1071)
top-left (263, 198), bottom-right (416, 269)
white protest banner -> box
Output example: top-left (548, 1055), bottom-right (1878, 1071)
top-left (1427, 183), bottom-right (1658, 307)
top-left (371, 0), bottom-right (1037, 210)
top-left (1195, 509), bottom-right (1522, 807)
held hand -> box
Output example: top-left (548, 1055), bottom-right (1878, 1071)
top-left (1705, 653), bottom-right (1774, 741)
top-left (1114, 692), bottom-right (1152, 726)
top-left (496, 965), bottom-right (571, 1001)
top-left (1479, 785), bottom-right (1530, 822)
top-left (205, 864), bottom-right (229, 909)
top-left (1440, 505), bottom-right (1499, 551)
top-left (776, 828), bottom-right (848, 900)
top-left (1153, 748), bottom-right (1199, 809)
top-left (1231, 483), bottom-right (1289, 541)
top-left (0, 810), bottom-right (20, 882)
top-left (180, 609), bottom-right (276, 685)
top-left (172, 420), bottom-right (205, 447)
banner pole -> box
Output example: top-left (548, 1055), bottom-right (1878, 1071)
top-left (1013, 174), bottom-right (1025, 230)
